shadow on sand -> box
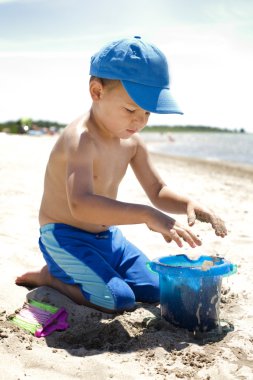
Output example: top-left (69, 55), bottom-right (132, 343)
top-left (26, 286), bottom-right (234, 357)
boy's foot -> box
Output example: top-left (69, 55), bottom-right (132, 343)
top-left (15, 265), bottom-right (51, 288)
top-left (16, 266), bottom-right (120, 314)
top-left (15, 265), bottom-right (85, 306)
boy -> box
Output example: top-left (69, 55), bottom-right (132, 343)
top-left (16, 36), bottom-right (227, 313)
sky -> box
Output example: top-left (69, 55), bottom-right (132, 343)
top-left (0, 0), bottom-right (253, 131)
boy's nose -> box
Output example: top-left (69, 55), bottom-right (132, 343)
top-left (133, 112), bottom-right (147, 127)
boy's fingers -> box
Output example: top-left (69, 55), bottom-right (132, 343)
top-left (162, 234), bottom-right (172, 243)
top-left (195, 209), bottom-right (227, 237)
top-left (187, 206), bottom-right (196, 226)
top-left (180, 229), bottom-right (202, 248)
top-left (190, 232), bottom-right (202, 246)
top-left (188, 229), bottom-right (202, 245)
top-left (211, 216), bottom-right (227, 237)
top-left (169, 229), bottom-right (183, 248)
top-left (164, 227), bottom-right (202, 248)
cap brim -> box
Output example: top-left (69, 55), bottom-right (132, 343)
top-left (121, 80), bottom-right (183, 115)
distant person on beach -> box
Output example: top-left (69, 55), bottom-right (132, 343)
top-left (16, 36), bottom-right (227, 313)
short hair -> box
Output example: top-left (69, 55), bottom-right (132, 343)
top-left (89, 76), bottom-right (120, 90)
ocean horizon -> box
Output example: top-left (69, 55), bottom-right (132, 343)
top-left (142, 131), bottom-right (253, 167)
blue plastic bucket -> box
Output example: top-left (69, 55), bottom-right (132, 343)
top-left (147, 254), bottom-right (236, 332)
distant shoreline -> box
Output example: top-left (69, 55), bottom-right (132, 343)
top-left (149, 151), bottom-right (253, 179)
top-left (142, 130), bottom-right (253, 168)
top-left (143, 126), bottom-right (247, 133)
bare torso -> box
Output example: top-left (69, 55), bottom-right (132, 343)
top-left (39, 114), bottom-right (138, 232)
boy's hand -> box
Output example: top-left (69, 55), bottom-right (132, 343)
top-left (147, 209), bottom-right (202, 248)
top-left (187, 202), bottom-right (227, 237)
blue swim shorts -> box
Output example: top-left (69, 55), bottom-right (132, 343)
top-left (39, 223), bottom-right (159, 311)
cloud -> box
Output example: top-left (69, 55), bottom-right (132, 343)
top-left (0, 51), bottom-right (89, 58)
top-left (0, 0), bottom-right (36, 3)
top-left (0, 0), bottom-right (23, 4)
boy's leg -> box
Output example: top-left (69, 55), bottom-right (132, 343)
top-left (115, 237), bottom-right (160, 304)
top-left (36, 224), bottom-right (136, 313)
top-left (16, 265), bottom-right (123, 314)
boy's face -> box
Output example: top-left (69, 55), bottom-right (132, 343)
top-left (91, 80), bottom-right (150, 139)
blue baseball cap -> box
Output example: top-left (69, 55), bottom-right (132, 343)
top-left (89, 36), bottom-right (183, 114)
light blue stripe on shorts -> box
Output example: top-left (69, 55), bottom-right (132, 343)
top-left (39, 223), bottom-right (137, 311)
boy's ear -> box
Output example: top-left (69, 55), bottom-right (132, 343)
top-left (89, 78), bottom-right (104, 101)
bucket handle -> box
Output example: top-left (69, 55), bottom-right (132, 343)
top-left (146, 262), bottom-right (158, 274)
top-left (223, 263), bottom-right (237, 277)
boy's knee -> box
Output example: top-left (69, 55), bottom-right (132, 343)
top-left (114, 288), bottom-right (136, 312)
top-left (108, 279), bottom-right (136, 312)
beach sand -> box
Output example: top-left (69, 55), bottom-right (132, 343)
top-left (0, 133), bottom-right (252, 380)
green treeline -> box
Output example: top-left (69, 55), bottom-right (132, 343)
top-left (0, 119), bottom-right (65, 134)
top-left (144, 125), bottom-right (245, 133)
top-left (0, 119), bottom-right (245, 134)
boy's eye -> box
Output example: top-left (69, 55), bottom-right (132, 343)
top-left (124, 108), bottom-right (150, 116)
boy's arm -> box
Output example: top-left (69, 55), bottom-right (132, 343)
top-left (130, 136), bottom-right (227, 237)
top-left (65, 132), bottom-right (149, 226)
top-left (65, 132), bottom-right (201, 248)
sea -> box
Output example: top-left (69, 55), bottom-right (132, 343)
top-left (141, 132), bottom-right (253, 167)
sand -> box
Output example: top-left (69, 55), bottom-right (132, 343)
top-left (0, 133), bottom-right (253, 380)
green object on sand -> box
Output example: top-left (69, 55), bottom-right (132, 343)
top-left (9, 299), bottom-right (69, 337)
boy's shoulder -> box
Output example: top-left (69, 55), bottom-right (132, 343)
top-left (64, 114), bottom-right (87, 136)
top-left (59, 114), bottom-right (96, 157)
top-left (63, 114), bottom-right (91, 142)
top-left (60, 114), bottom-right (148, 161)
